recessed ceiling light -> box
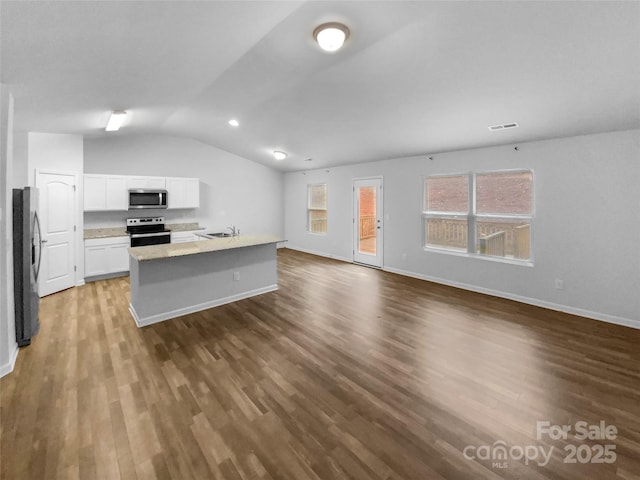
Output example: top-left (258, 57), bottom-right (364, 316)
top-left (488, 122), bottom-right (519, 131)
top-left (273, 151), bottom-right (287, 160)
top-left (313, 22), bottom-right (350, 52)
top-left (105, 111), bottom-right (127, 131)
top-left (228, 119), bottom-right (239, 127)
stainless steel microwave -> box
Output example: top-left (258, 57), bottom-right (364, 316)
top-left (128, 189), bottom-right (168, 209)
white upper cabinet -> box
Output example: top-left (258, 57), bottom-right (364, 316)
top-left (126, 176), bottom-right (166, 189)
top-left (84, 174), bottom-right (198, 211)
top-left (84, 174), bottom-right (127, 211)
top-left (166, 177), bottom-right (200, 209)
top-left (105, 176), bottom-right (128, 210)
top-left (84, 175), bottom-right (105, 211)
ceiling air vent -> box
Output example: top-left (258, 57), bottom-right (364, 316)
top-left (489, 122), bottom-right (519, 131)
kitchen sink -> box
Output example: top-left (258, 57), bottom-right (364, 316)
top-left (196, 232), bottom-right (233, 240)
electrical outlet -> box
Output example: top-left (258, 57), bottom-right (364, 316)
top-left (233, 271), bottom-right (240, 281)
top-left (555, 279), bottom-right (564, 290)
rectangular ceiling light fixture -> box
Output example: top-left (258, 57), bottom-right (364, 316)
top-left (488, 122), bottom-right (519, 131)
top-left (105, 111), bottom-right (127, 131)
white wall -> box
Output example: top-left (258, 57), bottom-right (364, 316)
top-left (0, 86), bottom-right (18, 377)
top-left (13, 132), bottom-right (28, 187)
top-left (285, 129), bottom-right (640, 328)
top-left (83, 134), bottom-right (284, 236)
top-left (28, 132), bottom-right (85, 286)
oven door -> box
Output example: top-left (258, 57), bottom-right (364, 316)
top-left (130, 232), bottom-right (171, 247)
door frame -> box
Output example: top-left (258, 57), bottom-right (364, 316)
top-left (353, 176), bottom-right (383, 268)
top-left (35, 169), bottom-right (79, 295)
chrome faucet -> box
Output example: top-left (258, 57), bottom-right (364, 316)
top-left (227, 225), bottom-right (239, 236)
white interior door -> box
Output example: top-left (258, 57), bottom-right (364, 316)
top-left (36, 171), bottom-right (76, 297)
top-left (353, 177), bottom-right (383, 267)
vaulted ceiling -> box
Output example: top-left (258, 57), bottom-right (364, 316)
top-left (2, 1), bottom-right (639, 171)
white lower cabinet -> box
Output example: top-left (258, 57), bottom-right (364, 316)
top-left (85, 236), bottom-right (130, 278)
top-left (107, 243), bottom-right (130, 272)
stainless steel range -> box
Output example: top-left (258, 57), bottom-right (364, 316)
top-left (127, 217), bottom-right (171, 247)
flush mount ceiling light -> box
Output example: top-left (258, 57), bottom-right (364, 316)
top-left (105, 110), bottom-right (127, 131)
top-left (488, 122), bottom-right (519, 131)
top-left (313, 22), bottom-right (350, 52)
top-left (273, 150), bottom-right (287, 161)
top-left (228, 119), bottom-right (239, 127)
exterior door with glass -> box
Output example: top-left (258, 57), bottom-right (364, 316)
top-left (353, 178), bottom-right (383, 267)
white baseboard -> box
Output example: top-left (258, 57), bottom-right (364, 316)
top-left (84, 271), bottom-right (128, 283)
top-left (383, 266), bottom-right (640, 330)
top-left (0, 342), bottom-right (19, 378)
top-left (130, 284), bottom-right (279, 328)
top-left (284, 245), bottom-right (352, 264)
top-left (283, 248), bottom-right (639, 330)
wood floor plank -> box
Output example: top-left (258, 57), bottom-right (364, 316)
top-left (2, 248), bottom-right (639, 479)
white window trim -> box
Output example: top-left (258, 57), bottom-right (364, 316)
top-left (422, 169), bottom-right (534, 265)
top-left (422, 244), bottom-right (534, 267)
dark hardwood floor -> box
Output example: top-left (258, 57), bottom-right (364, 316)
top-left (2, 248), bottom-right (639, 479)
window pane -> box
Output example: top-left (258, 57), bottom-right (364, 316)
top-left (425, 216), bottom-right (468, 251)
top-left (358, 186), bottom-right (377, 255)
top-left (425, 175), bottom-right (469, 212)
top-left (309, 210), bottom-right (327, 234)
top-left (309, 184), bottom-right (327, 209)
top-left (476, 218), bottom-right (531, 260)
top-left (476, 171), bottom-right (532, 215)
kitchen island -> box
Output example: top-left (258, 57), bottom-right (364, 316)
top-left (128, 234), bottom-right (284, 327)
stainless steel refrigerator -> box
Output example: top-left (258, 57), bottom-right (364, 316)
top-left (13, 186), bottom-right (41, 346)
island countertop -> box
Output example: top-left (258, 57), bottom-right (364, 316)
top-left (128, 234), bottom-right (285, 262)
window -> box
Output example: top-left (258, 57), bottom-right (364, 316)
top-left (308, 184), bottom-right (327, 234)
top-left (475, 171), bottom-right (533, 260)
top-left (423, 170), bottom-right (533, 261)
top-left (424, 175), bottom-right (469, 252)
